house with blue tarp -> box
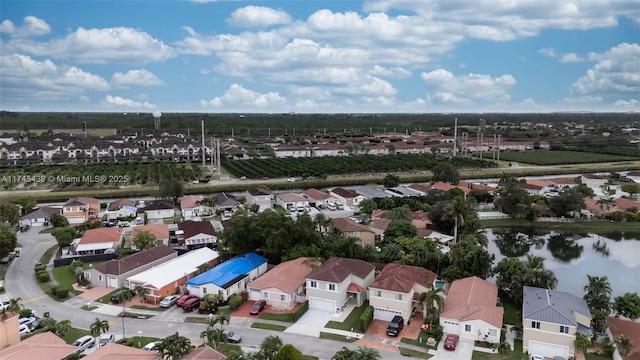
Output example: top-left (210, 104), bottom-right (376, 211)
top-left (186, 252), bottom-right (268, 300)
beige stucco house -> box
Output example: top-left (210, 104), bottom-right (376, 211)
top-left (247, 257), bottom-right (313, 310)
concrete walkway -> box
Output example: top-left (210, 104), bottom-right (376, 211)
top-left (504, 324), bottom-right (516, 350)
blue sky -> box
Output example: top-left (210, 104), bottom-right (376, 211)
top-left (1, 0), bottom-right (638, 113)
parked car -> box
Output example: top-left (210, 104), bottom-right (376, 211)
top-left (110, 288), bottom-right (134, 304)
top-left (176, 294), bottom-right (198, 307)
top-left (142, 341), bottom-right (159, 352)
top-left (224, 330), bottom-right (242, 343)
top-left (0, 254), bottom-right (14, 264)
top-left (29, 318), bottom-right (45, 331)
top-left (336, 203), bottom-right (344, 210)
top-left (0, 301), bottom-right (9, 311)
top-left (326, 203), bottom-right (336, 211)
top-left (386, 315), bottom-right (404, 337)
top-left (20, 225), bottom-right (30, 232)
top-left (182, 297), bottom-right (201, 312)
top-left (530, 356), bottom-right (544, 360)
top-left (250, 300), bottom-right (267, 315)
top-left (19, 324), bottom-right (30, 336)
top-left (19, 317), bottom-right (36, 328)
top-left (72, 335), bottom-right (96, 352)
top-left (159, 295), bottom-right (181, 308)
top-left (443, 334), bottom-right (459, 350)
top-left (98, 333), bottom-right (115, 347)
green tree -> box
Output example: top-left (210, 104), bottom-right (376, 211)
top-left (16, 197), bottom-right (37, 215)
top-left (272, 344), bottom-right (303, 360)
top-left (382, 206), bottom-right (411, 221)
top-left (355, 346), bottom-right (381, 360)
top-left (613, 292), bottom-right (640, 320)
top-left (378, 197), bottom-right (396, 210)
top-left (622, 183), bottom-right (640, 199)
top-left (422, 286), bottom-right (445, 324)
top-left (441, 241), bottom-right (495, 282)
top-left (523, 254), bottom-right (557, 290)
top-left (457, 230), bottom-right (489, 248)
top-left (494, 340), bottom-right (511, 359)
top-left (383, 220), bottom-right (417, 242)
top-left (210, 328), bottom-right (227, 350)
top-left (118, 289), bottom-right (133, 338)
top-left (0, 229), bottom-right (18, 259)
top-left (132, 230), bottom-right (156, 250)
top-left (575, 184), bottom-right (595, 198)
top-left (199, 326), bottom-right (216, 348)
top-left (51, 227), bottom-right (78, 248)
top-left (381, 242), bottom-right (403, 262)
top-left (90, 318), bottom-right (109, 340)
top-left (50, 213), bottom-right (68, 228)
top-left (442, 196), bottom-right (469, 245)
top-left (332, 347), bottom-right (357, 360)
top-left (495, 257), bottom-right (526, 304)
top-left (432, 162), bottom-right (460, 184)
top-left (358, 199), bottom-right (377, 215)
top-left (258, 335), bottom-right (283, 360)
top-left (548, 187), bottom-right (586, 217)
top-left (494, 178), bottom-right (533, 219)
top-left (574, 333), bottom-right (591, 353)
top-left (134, 285), bottom-right (149, 303)
top-left (383, 174), bottom-right (400, 188)
top-left (583, 275), bottom-right (612, 313)
top-left (157, 332), bottom-right (191, 360)
top-left (55, 319), bottom-right (72, 338)
top-left (0, 203), bottom-right (19, 226)
top-left (157, 178), bottom-right (184, 204)
top-left (616, 335), bottom-right (633, 357)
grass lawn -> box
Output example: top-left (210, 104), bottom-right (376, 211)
top-left (250, 322), bottom-right (287, 331)
top-left (584, 353), bottom-right (611, 360)
top-left (319, 332), bottom-right (358, 343)
top-left (62, 327), bottom-right (92, 344)
top-left (401, 332), bottom-right (439, 350)
top-left (258, 311), bottom-right (294, 323)
top-left (81, 304), bottom-right (99, 311)
top-left (217, 343), bottom-right (242, 355)
top-left (39, 245), bottom-right (57, 265)
top-left (500, 296), bottom-right (522, 328)
top-left (39, 228), bottom-right (55, 234)
top-left (51, 266), bottom-right (82, 295)
top-left (130, 305), bottom-right (167, 312)
top-left (96, 289), bottom-right (120, 304)
top-left (399, 347), bottom-right (432, 359)
top-left (0, 263), bottom-right (8, 281)
top-left (325, 301), bottom-right (369, 333)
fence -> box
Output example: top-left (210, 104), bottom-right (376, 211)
top-left (53, 253), bottom-right (117, 267)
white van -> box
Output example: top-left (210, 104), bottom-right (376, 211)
top-left (327, 203), bottom-right (336, 211)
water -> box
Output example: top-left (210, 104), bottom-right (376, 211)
top-left (486, 228), bottom-right (640, 298)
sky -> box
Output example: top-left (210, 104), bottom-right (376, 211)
top-left (1, 0), bottom-right (639, 113)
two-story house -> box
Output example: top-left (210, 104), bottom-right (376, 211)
top-left (369, 263), bottom-right (437, 323)
top-left (245, 188), bottom-right (274, 212)
top-left (177, 220), bottom-right (217, 249)
top-left (143, 200), bottom-right (175, 221)
top-left (330, 217), bottom-right (376, 246)
top-left (62, 197), bottom-right (100, 224)
top-left (523, 286), bottom-right (592, 359)
top-left (105, 199), bottom-right (137, 220)
top-left (247, 257), bottom-right (313, 310)
top-left (306, 257), bottom-right (375, 313)
top-left (329, 187), bottom-right (366, 207)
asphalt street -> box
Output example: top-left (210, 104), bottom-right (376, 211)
top-left (3, 228), bottom-right (410, 360)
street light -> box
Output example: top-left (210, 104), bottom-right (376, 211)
top-left (138, 330), bottom-right (142, 348)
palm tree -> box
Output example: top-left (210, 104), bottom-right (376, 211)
top-left (494, 340), bottom-right (511, 359)
top-left (356, 346), bottom-right (381, 360)
top-left (90, 318), bottom-right (109, 340)
top-left (210, 328), bottom-right (227, 350)
top-left (332, 347), bottom-right (357, 360)
top-left (361, 244), bottom-right (377, 262)
top-left (197, 197), bottom-right (217, 215)
top-left (523, 254), bottom-right (558, 290)
top-left (303, 257), bottom-right (323, 271)
top-left (422, 286), bottom-right (445, 324)
top-left (616, 335), bottom-right (633, 357)
top-left (574, 333), bottom-right (592, 353)
top-left (339, 236), bottom-right (363, 259)
top-left (313, 212), bottom-right (329, 233)
top-left (6, 298), bottom-right (23, 314)
top-left (200, 326), bottom-right (215, 348)
top-left (55, 319), bottom-right (72, 338)
top-left (158, 332), bottom-right (191, 360)
top-left (443, 196), bottom-right (468, 245)
top-left (259, 335), bottom-right (283, 359)
top-left (583, 275), bottom-right (612, 312)
top-left (118, 289), bottom-right (133, 338)
top-left (42, 317), bottom-right (57, 331)
top-left (210, 313), bottom-right (230, 330)
top-left (381, 242), bottom-right (403, 262)
top-left (134, 285), bottom-right (149, 303)
top-left (458, 230), bottom-right (488, 248)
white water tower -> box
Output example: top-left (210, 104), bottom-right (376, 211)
top-left (152, 111), bottom-right (162, 130)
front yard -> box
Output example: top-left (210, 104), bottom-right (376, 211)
top-left (325, 301), bottom-right (369, 332)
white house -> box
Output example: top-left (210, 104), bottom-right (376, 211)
top-left (245, 188), bottom-right (274, 212)
top-left (247, 257), bottom-right (313, 310)
top-left (275, 193), bottom-right (309, 212)
top-left (20, 206), bottom-right (61, 228)
top-left (143, 200), bottom-right (175, 220)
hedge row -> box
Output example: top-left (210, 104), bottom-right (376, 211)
top-left (49, 284), bottom-right (69, 299)
top-left (359, 306), bottom-right (374, 333)
top-left (292, 300), bottom-right (309, 323)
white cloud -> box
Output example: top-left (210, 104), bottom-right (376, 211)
top-left (571, 42), bottom-right (640, 95)
top-left (104, 95), bottom-right (156, 109)
top-left (111, 69), bottom-right (164, 87)
top-left (0, 16), bottom-right (50, 38)
top-left (368, 65), bottom-right (412, 78)
top-left (538, 47), bottom-right (557, 57)
top-left (6, 27), bottom-right (174, 64)
top-left (559, 53), bottom-right (584, 63)
top-left (421, 68), bottom-right (516, 103)
top-left (613, 99), bottom-right (640, 107)
top-left (0, 54), bottom-right (110, 101)
top-left (227, 6), bottom-right (292, 28)
top-left (201, 84), bottom-right (286, 108)
top-left (562, 96), bottom-right (604, 103)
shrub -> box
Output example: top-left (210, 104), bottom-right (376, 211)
top-left (19, 309), bottom-right (33, 318)
top-left (34, 265), bottom-right (46, 272)
top-left (228, 294), bottom-right (244, 310)
top-left (50, 285), bottom-right (58, 295)
top-left (359, 306), bottom-right (374, 332)
top-left (292, 300), bottom-right (309, 322)
top-left (38, 271), bottom-right (50, 282)
top-left (0, 286), bottom-right (5, 293)
top-left (55, 286), bottom-right (69, 299)
top-left (426, 324), bottom-right (444, 341)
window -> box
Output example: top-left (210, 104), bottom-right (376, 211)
top-left (395, 293), bottom-right (403, 301)
top-left (560, 326), bottom-right (569, 334)
top-left (531, 321), bottom-right (541, 329)
top-left (465, 324), bottom-right (472, 332)
top-left (374, 290), bottom-right (381, 297)
top-left (328, 284), bottom-right (336, 291)
top-left (263, 292), bottom-right (269, 298)
top-left (280, 294), bottom-right (286, 301)
top-left (310, 281), bottom-right (317, 288)
top-left (84, 273), bottom-right (90, 280)
top-left (98, 275), bottom-right (103, 281)
top-left (488, 329), bottom-right (497, 337)
top-left (203, 288), bottom-right (207, 294)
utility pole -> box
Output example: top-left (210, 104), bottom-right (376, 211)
top-left (492, 134), bottom-right (497, 160)
top-left (453, 117), bottom-right (458, 157)
top-left (201, 120), bottom-right (205, 166)
top-left (497, 134), bottom-right (501, 162)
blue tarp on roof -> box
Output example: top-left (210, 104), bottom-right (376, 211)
top-left (187, 252), bottom-right (267, 287)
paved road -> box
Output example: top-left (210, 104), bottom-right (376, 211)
top-left (3, 228), bottom-right (411, 360)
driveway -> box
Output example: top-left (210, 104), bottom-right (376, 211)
top-left (430, 337), bottom-right (474, 360)
top-left (284, 309), bottom-right (333, 337)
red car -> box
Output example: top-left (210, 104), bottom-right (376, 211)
top-left (443, 334), bottom-right (459, 350)
top-left (250, 300), bottom-right (267, 315)
top-left (176, 294), bottom-right (198, 307)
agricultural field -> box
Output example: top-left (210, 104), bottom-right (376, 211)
top-left (222, 153), bottom-right (497, 179)
top-left (496, 150), bottom-right (638, 165)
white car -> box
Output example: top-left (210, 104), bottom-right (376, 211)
top-left (18, 317), bottom-right (36, 328)
top-left (142, 341), bottom-right (159, 352)
top-left (287, 177), bottom-right (296, 182)
top-left (224, 330), bottom-right (242, 343)
top-left (19, 324), bottom-right (30, 336)
top-left (0, 301), bottom-right (9, 310)
top-left (159, 295), bottom-right (181, 308)
top-left (72, 335), bottom-right (96, 352)
top-left (98, 333), bottom-right (115, 347)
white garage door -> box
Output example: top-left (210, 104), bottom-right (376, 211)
top-left (529, 341), bottom-right (569, 359)
top-left (67, 216), bottom-right (85, 224)
top-left (108, 276), bottom-right (118, 288)
top-left (374, 308), bottom-right (403, 322)
top-left (440, 319), bottom-right (460, 335)
top-left (309, 298), bottom-right (335, 312)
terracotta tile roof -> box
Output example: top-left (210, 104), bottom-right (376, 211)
top-left (307, 257), bottom-right (375, 283)
top-left (407, 183), bottom-right (431, 194)
top-left (370, 263), bottom-right (436, 293)
top-left (348, 283), bottom-right (365, 292)
top-left (180, 195), bottom-right (204, 210)
top-left (304, 188), bottom-right (332, 201)
top-left (331, 187), bottom-right (360, 198)
top-left (615, 197), bottom-right (640, 211)
top-left (0, 332), bottom-right (77, 360)
top-left (79, 227), bottom-right (123, 244)
top-left (371, 209), bottom-right (386, 219)
top-left (368, 218), bottom-right (390, 231)
top-left (93, 245), bottom-right (176, 275)
top-left (331, 217), bottom-right (374, 234)
top-left (277, 193), bottom-right (307, 203)
top-left (416, 228), bottom-right (435, 237)
top-left (64, 196), bottom-right (100, 207)
top-left (548, 178), bottom-right (578, 185)
top-left (178, 220), bottom-right (216, 239)
top-left (431, 182), bottom-right (471, 194)
top-left (411, 211), bottom-right (432, 222)
top-left (82, 342), bottom-right (160, 360)
top-left (607, 316), bottom-right (640, 360)
top-left (132, 224), bottom-right (169, 240)
top-left (525, 179), bottom-right (550, 188)
top-left (441, 276), bottom-right (503, 328)
top-left (248, 257), bottom-right (313, 294)
top-left (107, 199), bottom-right (135, 211)
top-left (182, 347), bottom-right (227, 360)
top-left (457, 181), bottom-right (497, 193)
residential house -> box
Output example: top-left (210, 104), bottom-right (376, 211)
top-left (614, 197), bottom-right (640, 211)
top-left (522, 286), bottom-right (592, 359)
top-left (330, 217), bottom-right (376, 246)
top-left (186, 252), bottom-right (268, 301)
top-left (125, 247), bottom-right (220, 304)
top-left (84, 245), bottom-right (177, 288)
top-left (440, 276), bottom-right (503, 344)
top-left (457, 181), bottom-right (498, 195)
top-left (143, 200), bottom-right (175, 221)
top-left (247, 257), bottom-right (313, 310)
top-left (131, 224), bottom-right (170, 248)
top-left (329, 187), bottom-right (366, 207)
top-left (368, 218), bottom-right (390, 242)
top-left (178, 220), bottom-right (218, 249)
top-left (181, 347), bottom-right (227, 360)
top-left (356, 186), bottom-right (393, 199)
top-left (245, 188), bottom-right (274, 212)
top-left (606, 316), bottom-right (640, 360)
top-left (19, 206), bottom-right (61, 228)
top-left (303, 188), bottom-right (334, 207)
top-left (407, 183), bottom-right (431, 195)
top-left (519, 180), bottom-right (552, 196)
top-left (548, 178), bottom-right (579, 189)
top-left (431, 182), bottom-right (471, 196)
top-left (369, 264), bottom-right (438, 323)
top-left (276, 193), bottom-right (309, 212)
top-left (214, 192), bottom-right (240, 212)
top-left (0, 331), bottom-right (77, 360)
top-left (180, 195), bottom-right (212, 218)
top-left (410, 211), bottom-right (433, 230)
top-left (385, 186), bottom-right (423, 197)
top-left (82, 342), bottom-right (160, 360)
top-left (62, 196), bottom-right (100, 224)
top-left (306, 257), bottom-right (375, 313)
top-left (105, 199), bottom-right (137, 220)
top-left (73, 227), bottom-right (123, 255)
top-left (0, 312), bottom-right (19, 348)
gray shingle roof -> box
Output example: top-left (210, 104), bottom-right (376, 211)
top-left (523, 286), bottom-right (591, 326)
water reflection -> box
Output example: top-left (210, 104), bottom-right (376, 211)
top-left (546, 233), bottom-right (584, 262)
top-left (493, 228), bottom-right (544, 257)
top-left (592, 238), bottom-right (610, 257)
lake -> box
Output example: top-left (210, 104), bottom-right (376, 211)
top-left (486, 228), bottom-right (640, 298)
